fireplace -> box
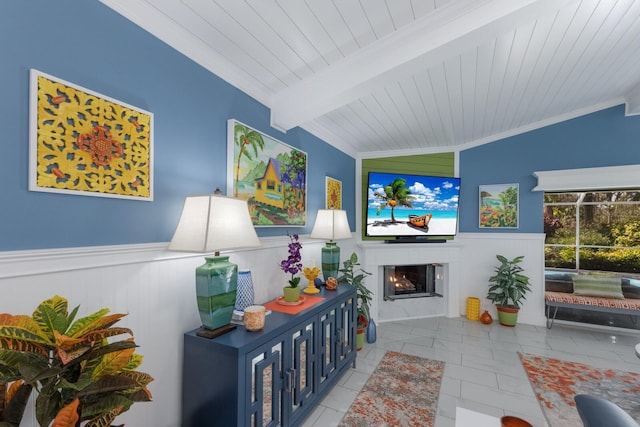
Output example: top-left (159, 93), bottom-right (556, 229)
top-left (360, 242), bottom-right (461, 322)
top-left (383, 264), bottom-right (442, 301)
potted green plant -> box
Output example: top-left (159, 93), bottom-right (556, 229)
top-left (281, 233), bottom-right (303, 302)
top-left (0, 295), bottom-right (153, 427)
top-left (338, 252), bottom-right (372, 350)
top-left (486, 255), bottom-right (531, 326)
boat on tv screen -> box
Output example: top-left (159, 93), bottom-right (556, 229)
top-left (366, 172), bottom-right (460, 238)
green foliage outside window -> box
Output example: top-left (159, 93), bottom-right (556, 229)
top-left (613, 222), bottom-right (640, 247)
top-left (544, 190), bottom-right (640, 274)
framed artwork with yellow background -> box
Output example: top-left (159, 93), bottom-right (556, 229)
top-left (29, 69), bottom-right (153, 200)
top-left (325, 176), bottom-right (342, 209)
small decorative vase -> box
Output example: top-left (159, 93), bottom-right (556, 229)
top-left (366, 318), bottom-right (377, 343)
top-left (480, 310), bottom-right (493, 324)
top-left (466, 297), bottom-right (480, 320)
top-left (283, 286), bottom-right (301, 302)
top-left (234, 269), bottom-right (254, 312)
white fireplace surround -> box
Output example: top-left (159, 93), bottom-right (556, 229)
top-left (359, 241), bottom-right (462, 323)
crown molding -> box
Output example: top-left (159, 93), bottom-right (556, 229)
top-left (533, 164), bottom-right (640, 192)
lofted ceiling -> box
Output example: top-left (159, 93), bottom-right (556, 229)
top-left (100, 0), bottom-right (640, 158)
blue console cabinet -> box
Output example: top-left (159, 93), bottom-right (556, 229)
top-left (182, 284), bottom-right (357, 427)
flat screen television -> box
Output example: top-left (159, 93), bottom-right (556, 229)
top-left (365, 171), bottom-right (460, 242)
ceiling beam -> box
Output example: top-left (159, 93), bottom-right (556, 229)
top-left (270, 0), bottom-right (576, 132)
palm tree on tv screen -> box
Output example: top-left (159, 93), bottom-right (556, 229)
top-left (374, 177), bottom-right (414, 223)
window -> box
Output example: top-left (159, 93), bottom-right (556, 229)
top-left (544, 190), bottom-right (640, 273)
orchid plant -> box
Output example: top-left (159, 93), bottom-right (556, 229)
top-left (280, 233), bottom-right (303, 288)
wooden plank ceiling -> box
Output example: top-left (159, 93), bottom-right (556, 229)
top-left (100, 0), bottom-right (640, 157)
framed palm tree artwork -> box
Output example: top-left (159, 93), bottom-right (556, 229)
top-left (227, 119), bottom-right (307, 227)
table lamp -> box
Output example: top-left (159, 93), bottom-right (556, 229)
top-left (310, 209), bottom-right (351, 282)
top-left (169, 191), bottom-right (260, 338)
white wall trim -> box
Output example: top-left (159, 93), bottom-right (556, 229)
top-left (0, 243), bottom-right (168, 279)
top-left (532, 164), bottom-right (640, 192)
top-left (0, 236), bottom-right (322, 280)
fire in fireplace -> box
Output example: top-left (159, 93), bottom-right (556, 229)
top-left (383, 264), bottom-right (441, 300)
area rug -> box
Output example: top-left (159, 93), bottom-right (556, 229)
top-left (339, 351), bottom-right (444, 427)
top-left (519, 353), bottom-right (640, 426)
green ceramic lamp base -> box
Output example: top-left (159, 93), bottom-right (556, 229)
top-left (195, 255), bottom-right (238, 330)
top-left (321, 242), bottom-right (341, 282)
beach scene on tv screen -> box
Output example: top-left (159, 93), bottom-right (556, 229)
top-left (366, 172), bottom-right (460, 237)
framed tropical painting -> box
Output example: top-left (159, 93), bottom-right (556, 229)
top-left (325, 176), bottom-right (342, 209)
top-left (227, 119), bottom-right (307, 227)
top-left (479, 184), bottom-right (519, 228)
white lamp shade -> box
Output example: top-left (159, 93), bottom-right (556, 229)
top-left (310, 209), bottom-right (351, 241)
top-left (169, 194), bottom-right (261, 253)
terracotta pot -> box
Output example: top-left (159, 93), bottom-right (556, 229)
top-left (480, 310), bottom-right (493, 324)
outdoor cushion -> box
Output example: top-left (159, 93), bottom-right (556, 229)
top-left (545, 291), bottom-right (640, 310)
top-left (572, 274), bottom-right (624, 299)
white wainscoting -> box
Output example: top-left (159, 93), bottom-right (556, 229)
top-left (457, 232), bottom-right (546, 327)
top-left (0, 236), bottom-right (345, 427)
top-left (0, 233), bottom-right (543, 426)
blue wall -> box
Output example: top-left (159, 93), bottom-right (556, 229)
top-left (0, 1), bottom-right (355, 251)
top-left (459, 105), bottom-right (640, 233)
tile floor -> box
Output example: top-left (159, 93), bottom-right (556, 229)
top-left (301, 316), bottom-right (640, 427)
